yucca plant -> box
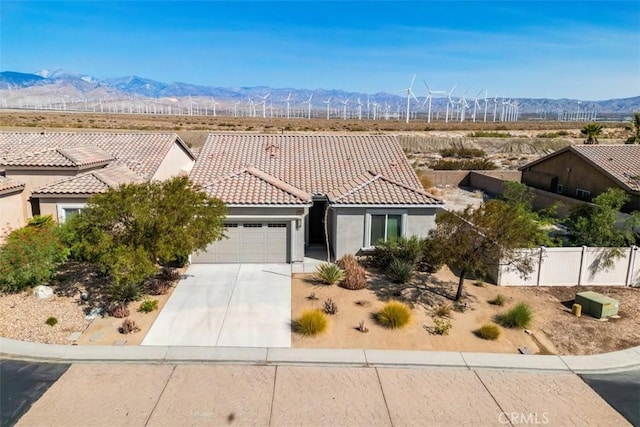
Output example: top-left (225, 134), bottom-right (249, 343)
top-left (386, 259), bottom-right (414, 284)
top-left (315, 263), bottom-right (345, 286)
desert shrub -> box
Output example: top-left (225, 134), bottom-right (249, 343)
top-left (433, 317), bottom-right (452, 335)
top-left (45, 316), bottom-right (58, 327)
top-left (439, 147), bottom-right (486, 158)
top-left (376, 301), bottom-right (412, 329)
top-left (467, 131), bottom-right (512, 138)
top-left (110, 303), bottom-right (130, 318)
top-left (386, 259), bottom-right (415, 284)
top-left (323, 298), bottom-right (338, 315)
top-left (489, 294), bottom-right (506, 306)
top-left (434, 302), bottom-right (452, 318)
top-left (476, 323), bottom-right (501, 340)
top-left (419, 174), bottom-right (433, 190)
top-left (148, 279), bottom-right (172, 296)
top-left (294, 309), bottom-right (328, 336)
top-left (315, 263), bottom-right (345, 286)
top-left (121, 318), bottom-right (140, 334)
top-left (337, 254), bottom-right (367, 290)
top-left (500, 302), bottom-right (533, 328)
top-left (108, 282), bottom-right (143, 304)
top-left (429, 159), bottom-right (497, 170)
top-left (0, 215), bottom-right (68, 293)
top-left (536, 132), bottom-right (560, 139)
top-left (369, 236), bottom-right (423, 269)
top-left (159, 266), bottom-right (181, 282)
top-left (138, 299), bottom-right (159, 313)
top-left (419, 237), bottom-right (446, 273)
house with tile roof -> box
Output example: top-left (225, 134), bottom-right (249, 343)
top-left (519, 145), bottom-right (640, 213)
top-left (0, 132), bottom-right (195, 231)
top-left (189, 134), bottom-right (444, 263)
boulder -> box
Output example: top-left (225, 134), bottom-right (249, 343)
top-left (33, 285), bottom-right (54, 299)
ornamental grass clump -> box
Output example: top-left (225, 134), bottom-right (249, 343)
top-left (476, 323), bottom-right (501, 340)
top-left (500, 302), bottom-right (533, 329)
top-left (315, 263), bottom-right (345, 286)
top-left (376, 301), bottom-right (412, 329)
top-left (294, 309), bottom-right (328, 337)
top-left (489, 294), bottom-right (506, 306)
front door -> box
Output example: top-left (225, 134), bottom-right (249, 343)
top-left (308, 200), bottom-right (326, 245)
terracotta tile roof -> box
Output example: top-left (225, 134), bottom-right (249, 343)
top-left (191, 134), bottom-right (441, 206)
top-left (0, 176), bottom-right (24, 194)
top-left (0, 132), bottom-right (192, 179)
top-left (328, 171), bottom-right (443, 205)
top-left (33, 164), bottom-right (145, 195)
top-left (570, 145), bottom-right (640, 192)
top-left (203, 167), bottom-right (311, 205)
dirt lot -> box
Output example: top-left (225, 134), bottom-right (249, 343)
top-left (291, 267), bottom-right (640, 355)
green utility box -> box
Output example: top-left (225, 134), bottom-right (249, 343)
top-left (574, 291), bottom-right (619, 319)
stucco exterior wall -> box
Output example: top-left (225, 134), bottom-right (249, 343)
top-left (0, 191), bottom-right (27, 238)
top-left (330, 206), bottom-right (439, 260)
top-left (152, 142), bottom-right (195, 181)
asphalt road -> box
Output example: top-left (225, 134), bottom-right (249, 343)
top-left (580, 369), bottom-right (640, 426)
top-left (0, 360), bottom-right (70, 427)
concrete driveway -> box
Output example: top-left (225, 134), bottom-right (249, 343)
top-left (142, 264), bottom-right (291, 347)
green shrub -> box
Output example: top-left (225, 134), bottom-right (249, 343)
top-left (315, 263), bottom-right (345, 286)
top-left (434, 302), bottom-right (452, 318)
top-left (433, 317), bottom-right (452, 335)
top-left (467, 131), bottom-right (512, 138)
top-left (376, 301), bottom-right (412, 329)
top-left (45, 316), bottom-right (58, 327)
top-left (138, 299), bottom-right (159, 313)
top-left (386, 259), bottom-right (414, 284)
top-left (500, 302), bottom-right (533, 328)
top-left (439, 147), bottom-right (487, 158)
top-left (294, 309), bottom-right (328, 336)
top-left (108, 282), bottom-right (143, 304)
top-left (489, 294), bottom-right (506, 306)
top-left (476, 323), bottom-right (501, 340)
top-left (429, 159), bottom-right (497, 170)
top-left (0, 215), bottom-right (69, 293)
top-left (419, 237), bottom-right (446, 273)
top-left (369, 236), bottom-right (423, 269)
top-left (337, 254), bottom-right (368, 290)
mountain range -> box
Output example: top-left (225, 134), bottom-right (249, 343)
top-left (0, 70), bottom-right (638, 115)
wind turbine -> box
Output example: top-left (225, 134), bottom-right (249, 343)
top-left (285, 92), bottom-right (292, 119)
top-left (472, 90), bottom-right (483, 123)
top-left (304, 94), bottom-right (313, 119)
top-left (493, 96), bottom-right (498, 122)
top-left (366, 96), bottom-right (371, 120)
top-left (341, 99), bottom-right (349, 120)
top-left (356, 98), bottom-right (363, 120)
top-left (458, 89), bottom-right (469, 122)
top-left (372, 101), bottom-right (378, 120)
top-left (323, 97), bottom-right (331, 120)
top-left (259, 93), bottom-right (270, 118)
top-left (209, 97), bottom-right (218, 117)
top-left (445, 84), bottom-right (457, 123)
top-left (483, 91), bottom-right (489, 122)
top-left (400, 74), bottom-right (419, 124)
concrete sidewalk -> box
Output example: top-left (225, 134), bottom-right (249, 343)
top-left (15, 363), bottom-right (632, 426)
top-left (2, 337), bottom-right (640, 375)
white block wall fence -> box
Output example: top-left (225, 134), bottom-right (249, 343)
top-left (493, 246), bottom-right (639, 287)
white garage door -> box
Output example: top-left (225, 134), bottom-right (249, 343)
top-left (192, 222), bottom-right (288, 263)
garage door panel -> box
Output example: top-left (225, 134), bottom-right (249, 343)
top-left (192, 222), bottom-right (288, 263)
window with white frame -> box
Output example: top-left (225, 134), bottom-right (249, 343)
top-left (57, 204), bottom-right (85, 223)
top-left (369, 213), bottom-right (403, 245)
top-left (576, 188), bottom-right (591, 200)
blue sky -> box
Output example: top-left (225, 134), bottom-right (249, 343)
top-left (1, 1), bottom-right (639, 100)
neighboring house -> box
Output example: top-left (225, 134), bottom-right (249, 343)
top-left (0, 176), bottom-right (26, 237)
top-left (189, 134), bottom-right (444, 263)
top-left (519, 145), bottom-right (640, 213)
top-left (0, 132), bottom-right (195, 228)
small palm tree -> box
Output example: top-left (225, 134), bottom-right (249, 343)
top-left (581, 123), bottom-right (603, 144)
top-left (625, 112), bottom-right (640, 144)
